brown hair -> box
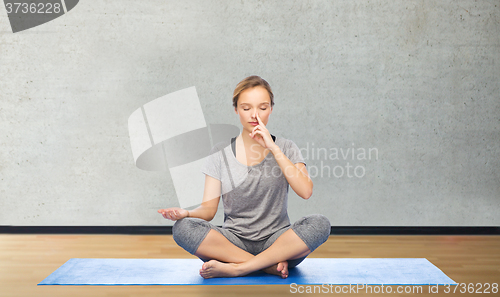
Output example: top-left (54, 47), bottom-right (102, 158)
top-left (232, 75), bottom-right (274, 108)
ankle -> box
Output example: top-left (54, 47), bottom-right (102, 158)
top-left (232, 262), bottom-right (248, 277)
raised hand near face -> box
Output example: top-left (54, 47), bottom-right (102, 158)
top-left (249, 113), bottom-right (278, 150)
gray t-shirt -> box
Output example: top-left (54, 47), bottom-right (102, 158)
top-left (200, 136), bottom-right (306, 241)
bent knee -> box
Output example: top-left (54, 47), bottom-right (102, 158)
top-left (306, 214), bottom-right (332, 244)
top-left (293, 214), bottom-right (331, 250)
top-left (172, 217), bottom-right (208, 249)
top-left (307, 214), bottom-right (331, 241)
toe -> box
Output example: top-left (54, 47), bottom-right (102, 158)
top-left (281, 262), bottom-right (289, 278)
top-left (281, 270), bottom-right (288, 278)
top-left (276, 262), bottom-right (283, 272)
top-left (200, 269), bottom-right (209, 279)
top-left (202, 260), bottom-right (214, 271)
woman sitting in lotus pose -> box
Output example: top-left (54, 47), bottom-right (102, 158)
top-left (158, 75), bottom-right (330, 279)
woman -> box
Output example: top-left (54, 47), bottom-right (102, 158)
top-left (158, 76), bottom-right (330, 279)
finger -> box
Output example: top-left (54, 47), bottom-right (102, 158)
top-left (256, 127), bottom-right (270, 138)
top-left (256, 119), bottom-right (267, 132)
top-left (253, 130), bottom-right (264, 138)
top-left (250, 125), bottom-right (260, 137)
top-left (256, 113), bottom-right (262, 124)
top-left (253, 125), bottom-right (267, 137)
top-left (256, 113), bottom-right (267, 128)
top-left (249, 131), bottom-right (259, 139)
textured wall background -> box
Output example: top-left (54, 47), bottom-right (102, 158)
top-left (0, 0), bottom-right (498, 226)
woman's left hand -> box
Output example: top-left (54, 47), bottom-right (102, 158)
top-left (249, 113), bottom-right (278, 150)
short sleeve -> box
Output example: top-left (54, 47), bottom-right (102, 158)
top-left (285, 139), bottom-right (306, 166)
top-left (200, 144), bottom-right (222, 181)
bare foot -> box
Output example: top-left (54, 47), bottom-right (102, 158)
top-left (199, 260), bottom-right (241, 279)
top-left (262, 260), bottom-right (289, 278)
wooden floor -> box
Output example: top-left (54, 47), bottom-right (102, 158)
top-left (1, 234), bottom-right (499, 296)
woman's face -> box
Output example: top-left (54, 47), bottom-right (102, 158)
top-left (234, 86), bottom-right (273, 134)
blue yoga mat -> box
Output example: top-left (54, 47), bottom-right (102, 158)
top-left (38, 258), bottom-right (456, 286)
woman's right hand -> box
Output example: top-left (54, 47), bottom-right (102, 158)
top-left (157, 207), bottom-right (189, 221)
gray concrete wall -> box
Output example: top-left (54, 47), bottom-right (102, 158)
top-left (0, 0), bottom-right (498, 226)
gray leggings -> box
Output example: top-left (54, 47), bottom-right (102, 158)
top-left (172, 214), bottom-right (331, 269)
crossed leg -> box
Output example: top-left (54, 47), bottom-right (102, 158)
top-left (194, 228), bottom-right (311, 279)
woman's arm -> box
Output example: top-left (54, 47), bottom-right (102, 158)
top-left (158, 175), bottom-right (221, 221)
top-left (188, 175), bottom-right (221, 220)
top-left (248, 113), bottom-right (313, 200)
top-left (270, 146), bottom-right (313, 200)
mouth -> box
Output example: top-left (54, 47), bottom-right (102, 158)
top-left (249, 122), bottom-right (258, 126)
